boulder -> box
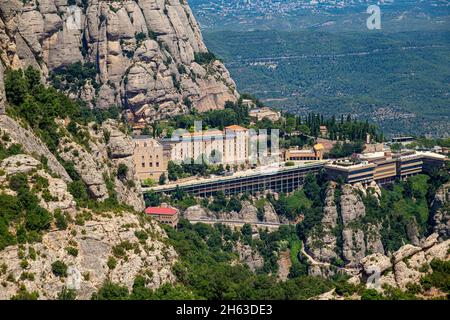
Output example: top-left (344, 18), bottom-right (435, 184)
top-left (361, 253), bottom-right (392, 275)
top-left (1, 154), bottom-right (41, 175)
top-left (184, 205), bottom-right (210, 220)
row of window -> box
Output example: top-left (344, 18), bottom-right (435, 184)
top-left (141, 162), bottom-right (160, 168)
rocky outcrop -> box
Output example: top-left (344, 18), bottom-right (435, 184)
top-left (0, 154), bottom-right (41, 175)
top-left (305, 182), bottom-right (339, 264)
top-left (340, 184), bottom-right (366, 225)
top-left (183, 200), bottom-right (280, 224)
top-left (431, 183), bottom-right (450, 241)
top-left (360, 233), bottom-right (449, 290)
top-left (37, 170), bottom-right (76, 212)
top-left (234, 242), bottom-right (264, 272)
top-left (237, 201), bottom-right (259, 223)
top-left (0, 115), bottom-right (71, 182)
top-left (305, 183), bottom-right (384, 271)
top-left (339, 184), bottom-right (384, 266)
top-left (0, 61), bottom-right (5, 114)
top-left (0, 0), bottom-right (239, 121)
top-left (184, 205), bottom-right (210, 220)
top-left (262, 202), bottom-right (279, 223)
top-left (0, 212), bottom-right (177, 300)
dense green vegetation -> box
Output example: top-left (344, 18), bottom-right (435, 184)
top-left (90, 220), bottom-right (334, 300)
top-left (203, 30), bottom-right (450, 136)
top-left (49, 61), bottom-right (98, 93)
top-left (4, 67), bottom-right (120, 153)
top-left (0, 173), bottom-right (52, 250)
top-left (194, 51), bottom-right (219, 65)
top-left (361, 173), bottom-right (448, 252)
top-left (3, 67), bottom-right (130, 213)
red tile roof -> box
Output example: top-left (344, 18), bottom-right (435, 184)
top-left (225, 125), bottom-right (248, 131)
top-left (145, 207), bottom-right (178, 216)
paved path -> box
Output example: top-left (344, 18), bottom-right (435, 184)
top-left (188, 218), bottom-right (290, 230)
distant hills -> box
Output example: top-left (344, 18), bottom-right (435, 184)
top-left (190, 0), bottom-right (450, 32)
top-left (189, 0), bottom-right (450, 137)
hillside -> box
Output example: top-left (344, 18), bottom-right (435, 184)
top-left (203, 30), bottom-right (450, 137)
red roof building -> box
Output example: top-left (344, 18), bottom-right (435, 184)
top-left (145, 206), bottom-right (179, 227)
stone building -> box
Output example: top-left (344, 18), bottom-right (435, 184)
top-left (133, 136), bottom-right (167, 181)
top-left (285, 144), bottom-right (324, 161)
top-left (145, 206), bottom-right (179, 228)
top-left (164, 125), bottom-right (251, 166)
top-left (249, 107), bottom-right (281, 122)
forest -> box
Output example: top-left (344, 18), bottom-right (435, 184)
top-left (203, 30), bottom-right (450, 137)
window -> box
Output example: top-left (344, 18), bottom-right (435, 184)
top-left (142, 163), bottom-right (145, 168)
top-left (150, 163), bottom-right (153, 167)
top-left (156, 162), bottom-right (160, 167)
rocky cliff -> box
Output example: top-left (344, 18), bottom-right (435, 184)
top-left (0, 150), bottom-right (176, 299)
top-left (0, 211), bottom-right (177, 300)
top-left (0, 0), bottom-right (238, 121)
top-left (306, 182), bottom-right (386, 277)
top-left (431, 182), bottom-right (450, 241)
top-left (0, 61), bottom-right (4, 114)
top-left (184, 200), bottom-right (280, 224)
top-left (359, 234), bottom-right (449, 291)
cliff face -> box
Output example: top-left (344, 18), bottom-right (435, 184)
top-left (0, 61), bottom-right (4, 114)
top-left (0, 150), bottom-right (177, 300)
top-left (431, 182), bottom-right (450, 241)
top-left (306, 182), bottom-right (385, 276)
top-left (0, 0), bottom-right (238, 120)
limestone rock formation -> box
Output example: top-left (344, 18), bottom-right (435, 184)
top-left (0, 115), bottom-right (71, 182)
top-left (183, 205), bottom-right (211, 220)
top-left (0, 62), bottom-right (5, 114)
top-left (305, 182), bottom-right (339, 264)
top-left (0, 0), bottom-right (239, 121)
top-left (431, 183), bottom-right (450, 241)
top-left (183, 200), bottom-right (280, 224)
top-left (0, 212), bottom-right (177, 300)
top-left (263, 202), bottom-right (280, 224)
top-left (340, 184), bottom-right (366, 225)
top-left (305, 183), bottom-right (384, 272)
top-left (56, 119), bottom-right (144, 211)
top-left (238, 201), bottom-right (259, 223)
top-left (0, 154), bottom-right (41, 175)
top-left (360, 234), bottom-right (449, 290)
top-left (234, 242), bottom-right (264, 272)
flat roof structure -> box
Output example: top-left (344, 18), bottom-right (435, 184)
top-left (144, 162), bottom-right (326, 197)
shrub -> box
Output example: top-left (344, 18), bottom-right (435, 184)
top-left (117, 163), bottom-right (129, 181)
top-left (194, 52), bottom-right (218, 65)
top-left (51, 260), bottom-right (68, 277)
top-left (107, 256), bottom-right (117, 270)
top-left (66, 247), bottom-right (78, 257)
top-left (57, 287), bottom-right (77, 300)
top-left (54, 209), bottom-right (68, 230)
top-left (9, 173), bottom-right (28, 192)
top-left (91, 281), bottom-right (129, 300)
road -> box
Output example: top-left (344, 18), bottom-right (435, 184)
top-left (187, 218), bottom-right (290, 230)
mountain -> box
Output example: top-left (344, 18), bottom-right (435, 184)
top-left (190, 0), bottom-right (450, 32)
top-left (0, 0), bottom-right (238, 121)
top-left (202, 30), bottom-right (450, 137)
